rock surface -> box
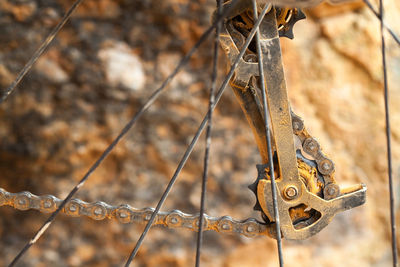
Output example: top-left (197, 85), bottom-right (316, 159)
top-left (0, 0), bottom-right (399, 266)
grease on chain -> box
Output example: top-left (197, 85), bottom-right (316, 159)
top-left (0, 188), bottom-right (273, 238)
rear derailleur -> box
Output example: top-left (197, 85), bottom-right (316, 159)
top-left (219, 0), bottom-right (366, 240)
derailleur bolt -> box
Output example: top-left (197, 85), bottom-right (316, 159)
top-left (284, 185), bottom-right (298, 200)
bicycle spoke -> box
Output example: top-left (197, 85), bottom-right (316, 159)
top-left (0, 0), bottom-right (84, 104)
top-left (379, 0), bottom-right (398, 266)
top-left (195, 0), bottom-right (222, 266)
top-left (363, 0), bottom-right (400, 46)
top-left (7, 2), bottom-right (241, 264)
top-left (124, 4), bottom-right (272, 266)
top-left (252, 1), bottom-right (284, 266)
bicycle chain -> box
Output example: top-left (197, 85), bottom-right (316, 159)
top-left (0, 188), bottom-right (273, 238)
top-left (291, 111), bottom-right (340, 200)
top-left (0, 110), bottom-right (336, 238)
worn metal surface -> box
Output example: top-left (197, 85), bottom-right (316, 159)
top-left (219, 2), bottom-right (367, 240)
top-left (258, 179), bottom-right (366, 239)
top-left (257, 114), bottom-right (367, 239)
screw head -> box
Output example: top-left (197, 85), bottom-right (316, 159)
top-left (284, 185), bottom-right (298, 200)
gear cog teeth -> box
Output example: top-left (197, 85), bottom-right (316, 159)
top-left (297, 9), bottom-right (306, 20)
top-left (253, 202), bottom-right (262, 211)
top-left (249, 164), bottom-right (271, 212)
top-left (256, 164), bottom-right (267, 179)
top-left (278, 9), bottom-right (306, 40)
top-left (248, 181), bottom-right (258, 194)
top-left (280, 29), bottom-right (294, 39)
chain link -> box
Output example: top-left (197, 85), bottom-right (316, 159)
top-left (0, 188), bottom-right (274, 238)
top-left (291, 111), bottom-right (341, 199)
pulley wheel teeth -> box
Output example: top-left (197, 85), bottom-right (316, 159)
top-left (253, 202), bottom-right (262, 212)
top-left (248, 181), bottom-right (258, 194)
top-left (280, 29), bottom-right (294, 40)
top-left (297, 9), bottom-right (306, 20)
top-left (256, 164), bottom-right (267, 179)
top-left (278, 9), bottom-right (306, 40)
top-left (248, 180), bottom-right (261, 212)
top-left (249, 164), bottom-right (270, 214)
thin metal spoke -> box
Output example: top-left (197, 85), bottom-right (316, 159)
top-left (7, 4), bottom-right (235, 265)
top-left (252, 1), bottom-right (284, 266)
top-left (379, 0), bottom-right (398, 266)
top-left (195, 0), bottom-right (222, 266)
top-left (124, 4), bottom-right (272, 266)
top-left (0, 0), bottom-right (84, 104)
top-left (363, 0), bottom-right (400, 46)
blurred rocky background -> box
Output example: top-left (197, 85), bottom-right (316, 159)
top-left (0, 0), bottom-right (399, 266)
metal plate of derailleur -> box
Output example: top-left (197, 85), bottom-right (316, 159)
top-left (219, 0), bottom-right (366, 240)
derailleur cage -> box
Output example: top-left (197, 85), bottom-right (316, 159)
top-left (219, 0), bottom-right (367, 240)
